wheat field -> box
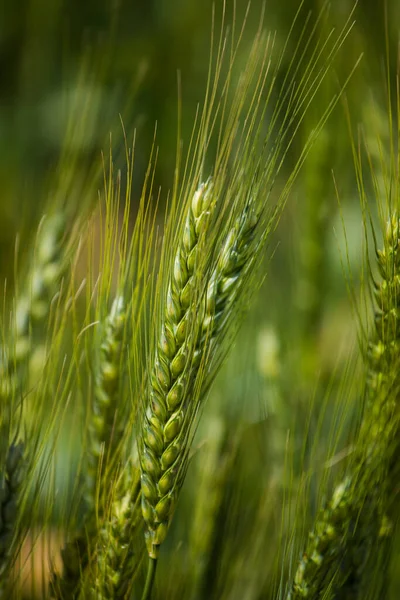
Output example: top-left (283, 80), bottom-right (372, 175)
top-left (1, 1), bottom-right (400, 598)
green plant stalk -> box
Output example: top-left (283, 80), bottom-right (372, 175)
top-left (189, 418), bottom-right (232, 600)
top-left (141, 558), bottom-right (157, 600)
top-left (298, 126), bottom-right (332, 342)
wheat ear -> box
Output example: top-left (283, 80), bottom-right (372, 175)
top-left (51, 297), bottom-right (127, 599)
top-left (345, 214), bottom-right (400, 597)
top-left (86, 295), bottom-right (126, 513)
top-left (89, 467), bottom-right (143, 599)
top-left (139, 179), bottom-right (217, 561)
top-left (287, 471), bottom-right (386, 598)
top-left (0, 215), bottom-right (66, 596)
top-left (367, 215), bottom-right (400, 401)
top-left (13, 214), bottom-right (66, 366)
top-left (0, 214), bottom-right (66, 409)
top-left (201, 199), bottom-right (258, 353)
top-left (140, 182), bottom-right (261, 569)
top-left (331, 215), bottom-right (400, 598)
top-left (287, 216), bottom-right (400, 599)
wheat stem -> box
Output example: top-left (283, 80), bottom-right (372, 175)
top-left (189, 417), bottom-right (232, 600)
top-left (141, 558), bottom-right (157, 600)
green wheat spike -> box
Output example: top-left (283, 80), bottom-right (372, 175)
top-left (287, 216), bottom-right (400, 599)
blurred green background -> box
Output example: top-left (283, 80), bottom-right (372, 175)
top-left (0, 0), bottom-right (398, 280)
top-left (0, 0), bottom-right (398, 229)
